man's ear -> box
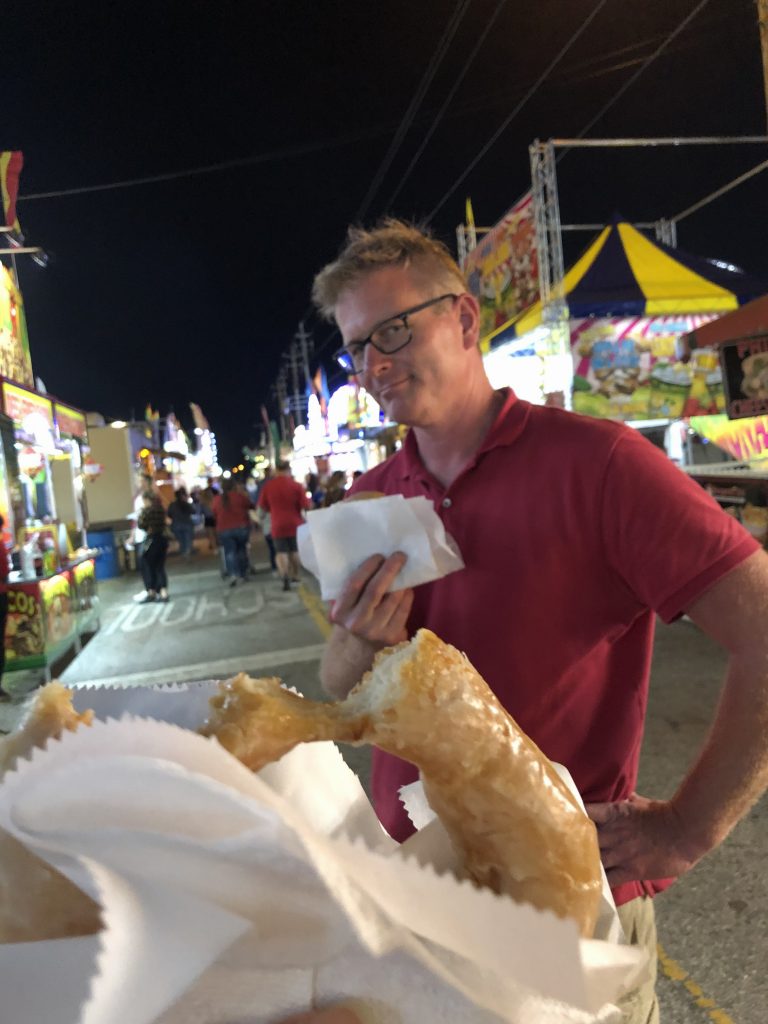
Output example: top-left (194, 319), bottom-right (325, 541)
top-left (457, 293), bottom-right (480, 349)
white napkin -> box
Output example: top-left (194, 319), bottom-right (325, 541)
top-left (0, 683), bottom-right (648, 1024)
top-left (297, 494), bottom-right (465, 600)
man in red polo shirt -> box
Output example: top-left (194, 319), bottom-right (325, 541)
top-left (258, 460), bottom-right (311, 591)
top-left (311, 221), bottom-right (768, 1023)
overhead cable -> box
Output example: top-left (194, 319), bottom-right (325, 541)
top-left (354, 0), bottom-right (473, 222)
top-left (425, 0), bottom-right (611, 222)
top-left (16, 126), bottom-right (392, 202)
top-left (559, 0), bottom-right (713, 161)
top-left (384, 0), bottom-right (510, 211)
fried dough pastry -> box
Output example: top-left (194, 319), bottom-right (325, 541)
top-left (203, 631), bottom-right (602, 936)
top-left (199, 673), bottom-right (361, 771)
top-left (0, 682), bottom-right (93, 778)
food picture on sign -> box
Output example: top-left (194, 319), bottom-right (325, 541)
top-left (720, 336), bottom-right (768, 419)
top-left (571, 316), bottom-right (722, 420)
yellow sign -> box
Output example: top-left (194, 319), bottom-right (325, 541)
top-left (0, 266), bottom-right (34, 387)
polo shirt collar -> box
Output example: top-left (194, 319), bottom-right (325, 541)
top-left (396, 388), bottom-right (528, 481)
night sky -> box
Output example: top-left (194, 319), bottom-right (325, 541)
top-left (3, 0), bottom-right (766, 466)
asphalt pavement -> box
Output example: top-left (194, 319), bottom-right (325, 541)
top-left (0, 541), bottom-right (763, 1023)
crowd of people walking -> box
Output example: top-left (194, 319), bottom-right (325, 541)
top-left (129, 463), bottom-right (361, 603)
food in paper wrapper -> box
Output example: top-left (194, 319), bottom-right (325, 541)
top-left (0, 682), bottom-right (93, 777)
top-left (0, 683), bottom-right (100, 944)
top-left (202, 629), bottom-right (602, 937)
top-left (0, 828), bottom-right (102, 943)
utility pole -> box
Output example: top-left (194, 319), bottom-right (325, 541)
top-left (759, 0), bottom-right (768, 131)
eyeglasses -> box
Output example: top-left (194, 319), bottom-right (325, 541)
top-left (334, 293), bottom-right (458, 374)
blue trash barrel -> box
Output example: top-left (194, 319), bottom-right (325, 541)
top-left (87, 529), bottom-right (121, 580)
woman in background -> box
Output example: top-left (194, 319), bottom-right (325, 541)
top-left (212, 477), bottom-right (253, 586)
top-left (167, 486), bottom-right (195, 557)
top-left (135, 493), bottom-right (170, 603)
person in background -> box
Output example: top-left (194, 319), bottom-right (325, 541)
top-left (255, 467), bottom-right (278, 574)
top-left (167, 486), bottom-right (195, 557)
top-left (0, 515), bottom-right (11, 701)
top-left (258, 459), bottom-right (310, 590)
top-left (135, 493), bottom-right (170, 603)
top-left (321, 470), bottom-right (347, 507)
top-left (212, 477), bottom-right (253, 586)
top-left (199, 478), bottom-right (220, 553)
top-left (305, 472), bottom-right (325, 509)
top-left (312, 218), bottom-right (768, 1024)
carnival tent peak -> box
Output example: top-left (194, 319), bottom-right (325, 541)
top-left (492, 218), bottom-right (766, 349)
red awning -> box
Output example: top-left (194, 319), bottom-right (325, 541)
top-left (682, 293), bottom-right (768, 353)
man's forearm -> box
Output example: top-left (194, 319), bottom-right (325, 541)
top-left (671, 651), bottom-right (768, 859)
top-left (320, 624), bottom-right (381, 699)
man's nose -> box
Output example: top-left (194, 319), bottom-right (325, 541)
top-left (362, 342), bottom-right (392, 376)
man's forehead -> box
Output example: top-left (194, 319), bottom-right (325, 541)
top-left (335, 265), bottom-right (432, 337)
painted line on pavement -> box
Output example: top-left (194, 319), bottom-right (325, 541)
top-left (657, 943), bottom-right (736, 1023)
top-left (67, 643), bottom-right (326, 689)
top-left (297, 584), bottom-right (332, 639)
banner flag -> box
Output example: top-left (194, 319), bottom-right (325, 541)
top-left (189, 401), bottom-right (210, 431)
top-left (0, 152), bottom-right (23, 233)
top-left (465, 196), bottom-right (475, 233)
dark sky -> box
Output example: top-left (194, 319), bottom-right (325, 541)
top-left (2, 0), bottom-right (766, 466)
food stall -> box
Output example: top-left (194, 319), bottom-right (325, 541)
top-left (291, 382), bottom-right (396, 484)
top-left (676, 295), bottom-right (768, 546)
top-left (0, 380), bottom-right (99, 679)
top-left (478, 218), bottom-right (765, 421)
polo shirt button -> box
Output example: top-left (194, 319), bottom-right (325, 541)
top-left (442, 497), bottom-right (452, 509)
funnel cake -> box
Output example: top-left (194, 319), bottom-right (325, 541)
top-left (203, 630), bottom-right (602, 936)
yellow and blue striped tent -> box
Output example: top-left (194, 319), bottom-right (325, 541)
top-left (487, 218), bottom-right (766, 350)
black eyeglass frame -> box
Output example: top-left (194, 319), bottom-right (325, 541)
top-left (333, 292), bottom-right (458, 375)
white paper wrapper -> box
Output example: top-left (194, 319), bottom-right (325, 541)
top-left (297, 494), bottom-right (465, 600)
top-left (0, 683), bottom-right (648, 1024)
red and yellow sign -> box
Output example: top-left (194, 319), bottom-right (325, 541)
top-left (1, 379), bottom-right (53, 429)
top-left (5, 582), bottom-right (45, 666)
top-left (55, 402), bottom-right (87, 439)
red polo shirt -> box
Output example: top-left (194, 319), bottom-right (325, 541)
top-left (349, 389), bottom-right (758, 907)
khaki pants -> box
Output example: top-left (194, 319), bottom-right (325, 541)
top-left (616, 896), bottom-right (660, 1024)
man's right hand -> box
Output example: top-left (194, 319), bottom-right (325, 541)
top-left (320, 553), bottom-right (414, 699)
top-left (330, 552), bottom-right (414, 648)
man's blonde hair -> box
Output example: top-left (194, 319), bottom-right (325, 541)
top-left (312, 218), bottom-right (467, 321)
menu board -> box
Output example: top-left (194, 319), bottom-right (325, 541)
top-left (720, 335), bottom-right (768, 420)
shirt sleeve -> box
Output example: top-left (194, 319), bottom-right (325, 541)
top-left (600, 430), bottom-right (760, 623)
